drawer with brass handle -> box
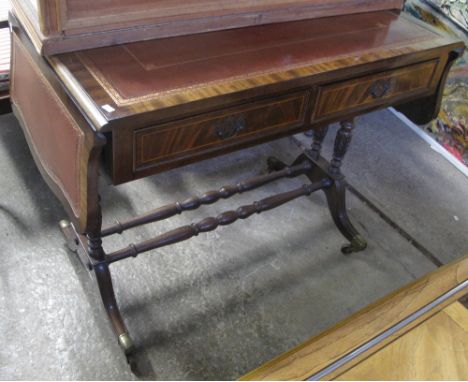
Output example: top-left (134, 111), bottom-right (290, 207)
top-left (312, 60), bottom-right (439, 121)
top-left (130, 91), bottom-right (309, 177)
top-left (369, 78), bottom-right (397, 99)
top-left (214, 115), bottom-right (247, 140)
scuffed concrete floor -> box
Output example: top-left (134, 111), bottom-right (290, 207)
top-left (0, 109), bottom-right (467, 380)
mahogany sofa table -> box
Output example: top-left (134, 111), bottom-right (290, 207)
top-left (9, 8), bottom-right (464, 369)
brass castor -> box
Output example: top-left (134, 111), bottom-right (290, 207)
top-left (119, 333), bottom-right (135, 353)
top-left (119, 333), bottom-right (140, 374)
top-left (341, 235), bottom-right (368, 255)
top-left (59, 220), bottom-right (79, 252)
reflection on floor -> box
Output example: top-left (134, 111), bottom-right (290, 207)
top-left (336, 300), bottom-right (468, 381)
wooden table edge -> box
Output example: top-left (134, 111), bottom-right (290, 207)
top-left (240, 254), bottom-right (468, 381)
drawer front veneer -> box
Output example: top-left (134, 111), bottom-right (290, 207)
top-left (133, 91), bottom-right (309, 172)
top-left (313, 60), bottom-right (439, 121)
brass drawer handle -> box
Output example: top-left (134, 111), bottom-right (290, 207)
top-left (369, 78), bottom-right (396, 99)
top-left (215, 115), bottom-right (246, 140)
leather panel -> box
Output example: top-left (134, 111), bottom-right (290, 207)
top-left (76, 11), bottom-right (432, 106)
top-left (11, 33), bottom-right (84, 215)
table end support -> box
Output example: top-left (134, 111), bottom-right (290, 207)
top-left (330, 120), bottom-right (355, 175)
top-left (301, 119), bottom-right (368, 254)
top-left (60, 219), bottom-right (137, 370)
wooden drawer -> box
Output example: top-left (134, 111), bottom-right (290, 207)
top-left (312, 60), bottom-right (439, 121)
top-left (132, 91), bottom-right (309, 175)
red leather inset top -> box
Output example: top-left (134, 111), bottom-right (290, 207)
top-left (74, 11), bottom-right (434, 103)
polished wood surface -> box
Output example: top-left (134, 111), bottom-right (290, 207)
top-left (25, 10), bottom-right (462, 184)
top-left (51, 11), bottom-right (462, 127)
top-left (43, 11), bottom-right (463, 184)
top-left (241, 255), bottom-right (468, 381)
top-left (313, 60), bottom-right (438, 121)
top-left (132, 91), bottom-right (307, 179)
top-left (336, 301), bottom-right (468, 381)
top-left (101, 161), bottom-right (312, 238)
top-left (135, 92), bottom-right (306, 164)
top-left (10, 7), bottom-right (465, 211)
top-left (12, 0), bottom-right (404, 55)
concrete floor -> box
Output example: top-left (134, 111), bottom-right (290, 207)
top-left (0, 109), bottom-right (467, 380)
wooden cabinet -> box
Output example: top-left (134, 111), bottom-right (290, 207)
top-left (12, 0), bottom-right (404, 55)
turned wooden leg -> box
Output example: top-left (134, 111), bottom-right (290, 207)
top-left (87, 234), bottom-right (135, 357)
top-left (330, 120), bottom-right (354, 175)
top-left (323, 179), bottom-right (367, 254)
top-left (327, 120), bottom-right (367, 254)
top-left (94, 263), bottom-right (135, 353)
top-left (310, 125), bottom-right (329, 160)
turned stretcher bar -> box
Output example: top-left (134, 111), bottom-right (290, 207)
top-left (64, 153), bottom-right (339, 268)
top-left (100, 161), bottom-right (313, 237)
top-left (106, 179), bottom-right (331, 263)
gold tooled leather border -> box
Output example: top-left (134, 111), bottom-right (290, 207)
top-left (74, 22), bottom-right (435, 108)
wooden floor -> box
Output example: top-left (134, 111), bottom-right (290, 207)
top-left (241, 255), bottom-right (468, 381)
top-left (336, 301), bottom-right (468, 380)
